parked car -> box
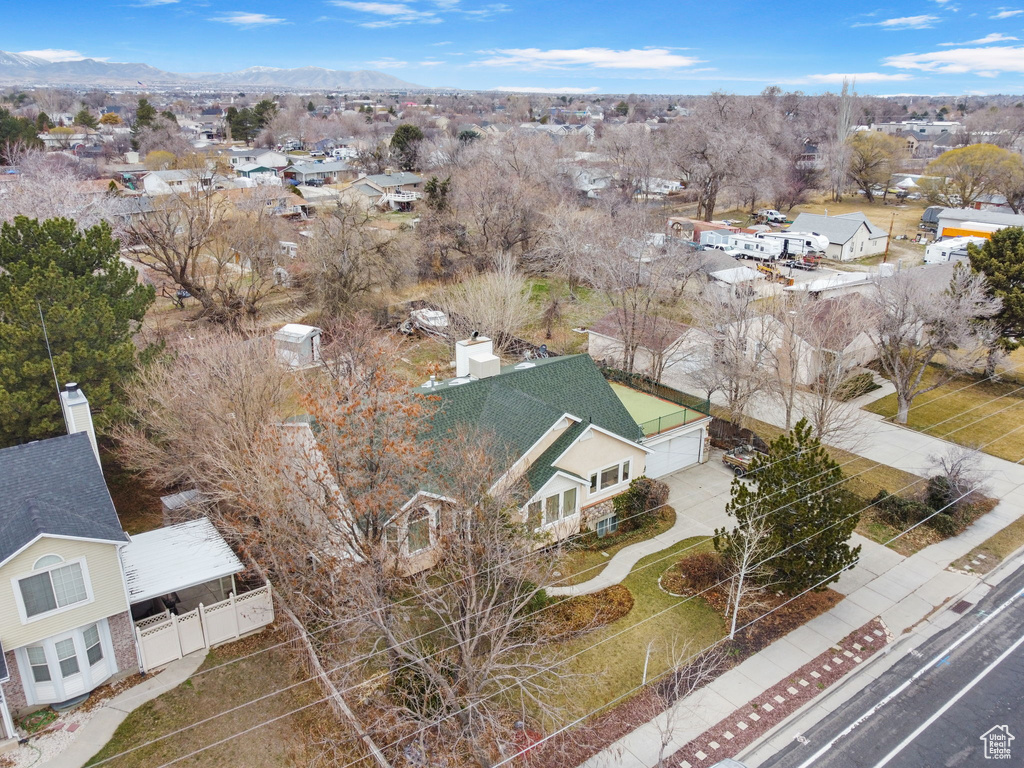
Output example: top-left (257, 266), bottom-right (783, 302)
top-left (305, 179), bottom-right (325, 187)
top-left (310, 150), bottom-right (326, 158)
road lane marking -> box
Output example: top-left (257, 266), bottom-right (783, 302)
top-left (791, 583), bottom-right (1024, 768)
top-left (871, 632), bottom-right (1024, 768)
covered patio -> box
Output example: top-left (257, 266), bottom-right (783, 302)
top-left (121, 518), bottom-right (244, 620)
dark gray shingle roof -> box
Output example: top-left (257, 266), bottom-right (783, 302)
top-left (0, 433), bottom-right (127, 566)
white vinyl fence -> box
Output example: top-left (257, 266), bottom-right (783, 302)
top-left (134, 581), bottom-right (275, 672)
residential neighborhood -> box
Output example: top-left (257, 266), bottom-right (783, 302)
top-left (4, 15), bottom-right (1024, 768)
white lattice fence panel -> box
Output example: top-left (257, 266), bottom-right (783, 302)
top-left (176, 609), bottom-right (206, 656)
top-left (136, 619), bottom-right (180, 671)
top-left (235, 586), bottom-right (274, 634)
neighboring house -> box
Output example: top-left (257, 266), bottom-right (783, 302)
top-left (587, 310), bottom-right (693, 382)
top-left (936, 207), bottom-right (1024, 239)
top-left (235, 163), bottom-right (279, 180)
top-left (225, 148), bottom-right (288, 169)
top-left (282, 161), bottom-right (355, 185)
top-left (141, 169), bottom-right (217, 196)
top-left (356, 170), bottom-right (425, 210)
top-left (786, 212), bottom-right (888, 261)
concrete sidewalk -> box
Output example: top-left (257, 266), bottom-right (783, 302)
top-left (43, 651), bottom-right (208, 768)
top-left (548, 460), bottom-right (734, 597)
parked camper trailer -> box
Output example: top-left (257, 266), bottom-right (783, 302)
top-left (722, 233), bottom-right (784, 261)
top-left (924, 236), bottom-right (987, 264)
top-left (756, 230), bottom-right (829, 256)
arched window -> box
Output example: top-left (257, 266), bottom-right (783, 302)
top-left (33, 554), bottom-right (64, 570)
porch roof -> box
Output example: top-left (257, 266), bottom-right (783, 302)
top-left (120, 519), bottom-right (244, 604)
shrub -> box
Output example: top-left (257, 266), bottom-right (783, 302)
top-left (871, 490), bottom-right (932, 528)
top-left (545, 585), bottom-right (634, 636)
top-left (929, 513), bottom-right (959, 538)
top-left (613, 476), bottom-right (670, 532)
top-left (835, 372), bottom-right (880, 401)
top-left (676, 552), bottom-right (729, 591)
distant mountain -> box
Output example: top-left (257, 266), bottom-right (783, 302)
top-left (0, 50), bottom-right (425, 90)
top-left (198, 66), bottom-right (421, 90)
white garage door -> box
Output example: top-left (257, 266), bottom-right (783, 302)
top-left (645, 431), bottom-right (702, 478)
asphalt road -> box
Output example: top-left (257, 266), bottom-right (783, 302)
top-left (760, 561), bottom-right (1024, 768)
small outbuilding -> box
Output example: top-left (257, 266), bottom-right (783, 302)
top-left (274, 324), bottom-right (322, 368)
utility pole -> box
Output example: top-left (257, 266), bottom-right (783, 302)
top-left (884, 212), bottom-right (895, 262)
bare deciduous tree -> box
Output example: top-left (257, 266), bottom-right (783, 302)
top-left (870, 266), bottom-right (1001, 423)
top-left (438, 262), bottom-right (538, 353)
top-left (123, 181), bottom-right (284, 328)
top-left (300, 202), bottom-right (411, 317)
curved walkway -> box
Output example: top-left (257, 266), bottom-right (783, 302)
top-left (547, 460), bottom-right (735, 596)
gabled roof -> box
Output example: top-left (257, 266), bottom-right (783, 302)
top-left (787, 212), bottom-right (886, 245)
top-left (0, 433), bottom-right (128, 567)
top-left (416, 355), bottom-right (643, 490)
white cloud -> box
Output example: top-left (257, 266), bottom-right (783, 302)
top-left (17, 49), bottom-right (106, 62)
top-left (477, 47), bottom-right (702, 70)
top-left (854, 14), bottom-right (940, 29)
top-left (431, 41), bottom-right (453, 45)
top-left (800, 72), bottom-right (915, 83)
top-left (991, 9), bottom-right (1024, 18)
top-left (367, 57), bottom-right (409, 68)
top-left (130, 0), bottom-right (179, 6)
top-left (885, 44), bottom-right (1024, 74)
top-left (211, 11), bottom-right (288, 26)
top-left (940, 32), bottom-right (1018, 45)
top-left (417, 60), bottom-right (446, 66)
top-left (492, 86), bottom-right (601, 93)
top-left (329, 1), bottom-right (440, 25)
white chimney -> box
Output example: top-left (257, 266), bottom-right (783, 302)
top-left (455, 335), bottom-right (499, 379)
top-left (60, 382), bottom-right (101, 466)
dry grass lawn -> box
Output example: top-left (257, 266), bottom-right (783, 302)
top-left (952, 514), bottom-right (1024, 575)
top-left (864, 366), bottom-right (1024, 463)
top-left (554, 536), bottom-right (725, 722)
top-left (86, 627), bottom-right (358, 768)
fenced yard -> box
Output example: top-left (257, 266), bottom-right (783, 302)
top-left (134, 582), bottom-right (275, 672)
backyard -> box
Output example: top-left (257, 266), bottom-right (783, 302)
top-left (85, 628), bottom-right (356, 768)
top-left (863, 365), bottom-right (1024, 463)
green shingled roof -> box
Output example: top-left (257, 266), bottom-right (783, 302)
top-left (416, 354), bottom-right (643, 491)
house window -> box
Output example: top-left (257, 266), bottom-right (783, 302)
top-left (27, 647), bottom-right (50, 683)
top-left (55, 638), bottom-right (80, 678)
top-left (544, 495), bottom-right (560, 525)
top-left (84, 624), bottom-right (103, 666)
top-left (19, 561), bottom-right (88, 619)
top-left (407, 508), bottom-right (431, 553)
top-left (563, 488), bottom-right (577, 516)
top-left (591, 460), bottom-right (632, 494)
top-left (596, 516), bottom-right (619, 538)
top-left (527, 501), bottom-right (542, 529)
top-left (385, 523), bottom-right (400, 550)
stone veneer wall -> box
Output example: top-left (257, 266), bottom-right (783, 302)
top-left (581, 499), bottom-right (616, 531)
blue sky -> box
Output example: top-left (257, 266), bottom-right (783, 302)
top-left (7, 0), bottom-right (1024, 94)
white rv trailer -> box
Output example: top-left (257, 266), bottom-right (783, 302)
top-left (720, 233), bottom-right (784, 261)
top-left (755, 231), bottom-right (830, 256)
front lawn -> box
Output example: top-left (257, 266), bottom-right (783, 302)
top-left (555, 507), bottom-right (677, 586)
top-left (864, 366), bottom-right (1024, 463)
top-left (86, 628), bottom-right (352, 768)
top-left (554, 537), bottom-right (726, 721)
